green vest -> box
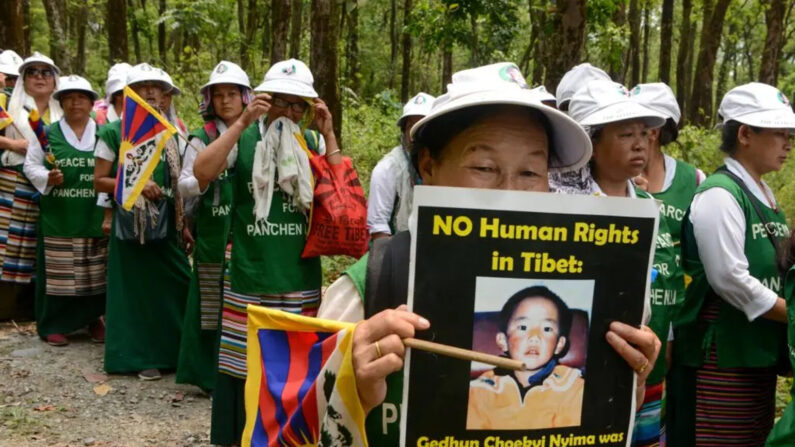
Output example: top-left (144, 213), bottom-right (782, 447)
top-left (675, 170), bottom-right (788, 368)
top-left (229, 124), bottom-right (321, 294)
top-left (637, 188), bottom-right (685, 384)
top-left (343, 257), bottom-right (403, 446)
top-left (39, 122), bottom-right (104, 238)
top-left (765, 266), bottom-right (795, 445)
top-left (190, 127), bottom-right (233, 265)
top-left (96, 120), bottom-right (171, 197)
top-left (653, 158), bottom-right (698, 246)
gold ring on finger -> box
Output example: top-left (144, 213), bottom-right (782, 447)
top-left (635, 358), bottom-right (649, 374)
top-left (374, 341), bottom-right (383, 359)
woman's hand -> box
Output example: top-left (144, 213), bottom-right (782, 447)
top-left (352, 305), bottom-right (430, 414)
top-left (238, 93), bottom-right (271, 129)
top-left (313, 98), bottom-right (335, 138)
top-left (101, 208), bottom-right (112, 236)
top-left (141, 180), bottom-right (162, 201)
top-left (605, 322), bottom-right (660, 410)
top-left (182, 225), bottom-right (195, 254)
top-left (47, 168), bottom-right (64, 186)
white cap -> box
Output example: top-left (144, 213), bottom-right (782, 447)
top-left (162, 70), bottom-right (181, 96)
top-left (53, 75), bottom-right (98, 101)
top-left (718, 82), bottom-right (795, 129)
top-left (398, 92), bottom-right (435, 127)
top-left (631, 83), bottom-right (681, 124)
top-left (254, 59), bottom-right (318, 98)
top-left (529, 85), bottom-right (556, 104)
top-left (0, 50), bottom-right (23, 76)
top-left (411, 62), bottom-right (592, 172)
top-left (19, 51), bottom-right (60, 77)
top-left (555, 63), bottom-right (610, 109)
top-left (125, 63), bottom-right (173, 93)
top-left (201, 61), bottom-right (251, 95)
top-left (568, 80), bottom-right (666, 129)
top-left (105, 62), bottom-right (132, 99)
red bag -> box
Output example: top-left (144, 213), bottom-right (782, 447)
top-left (301, 155), bottom-right (369, 258)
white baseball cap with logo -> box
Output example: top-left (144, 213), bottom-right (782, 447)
top-left (555, 63), bottom-right (610, 109)
top-left (54, 75), bottom-right (99, 102)
top-left (254, 59), bottom-right (318, 98)
top-left (19, 51), bottom-right (60, 77)
top-left (718, 82), bottom-right (795, 129)
top-left (568, 80), bottom-right (666, 129)
top-left (105, 62), bottom-right (132, 100)
top-left (631, 83), bottom-right (681, 124)
top-left (201, 61), bottom-right (251, 95)
top-left (410, 62), bottom-right (592, 172)
top-left (125, 63), bottom-right (173, 93)
top-left (398, 92), bottom-right (435, 127)
top-left (0, 50), bottom-right (23, 77)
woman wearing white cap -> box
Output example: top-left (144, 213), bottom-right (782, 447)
top-left (669, 83), bottom-right (794, 446)
top-left (0, 49), bottom-right (23, 100)
top-left (0, 52), bottom-right (62, 286)
top-left (92, 62), bottom-right (190, 381)
top-left (549, 80), bottom-right (680, 446)
top-left (22, 75), bottom-right (106, 347)
top-left (368, 92), bottom-right (434, 240)
top-left (174, 60), bottom-right (253, 393)
top-left (94, 62), bottom-right (132, 126)
top-left (317, 63), bottom-right (661, 445)
top-left (192, 58), bottom-right (342, 446)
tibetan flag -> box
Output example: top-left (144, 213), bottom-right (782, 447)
top-left (28, 109), bottom-right (50, 154)
top-left (115, 86), bottom-right (176, 211)
top-left (243, 306), bottom-right (368, 447)
top-left (0, 104), bottom-right (12, 131)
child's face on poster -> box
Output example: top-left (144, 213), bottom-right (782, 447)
top-left (497, 297), bottom-right (567, 372)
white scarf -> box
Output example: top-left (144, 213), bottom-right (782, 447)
top-left (5, 82), bottom-right (63, 167)
top-left (252, 117), bottom-right (314, 222)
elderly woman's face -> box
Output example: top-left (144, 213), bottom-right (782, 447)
top-left (24, 63), bottom-right (56, 98)
top-left (60, 92), bottom-right (93, 122)
top-left (418, 109), bottom-right (550, 192)
top-left (592, 119), bottom-right (650, 182)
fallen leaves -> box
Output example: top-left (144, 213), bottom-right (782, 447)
top-left (33, 404), bottom-right (55, 412)
top-left (82, 370), bottom-right (108, 384)
top-left (93, 384), bottom-right (112, 396)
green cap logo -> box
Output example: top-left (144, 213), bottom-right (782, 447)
top-left (778, 91), bottom-right (790, 106)
top-left (282, 64), bottom-right (296, 75)
top-left (499, 64), bottom-right (527, 88)
top-left (217, 63), bottom-right (228, 74)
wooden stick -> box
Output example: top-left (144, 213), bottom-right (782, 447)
top-left (174, 129), bottom-right (205, 154)
top-left (403, 338), bottom-right (526, 371)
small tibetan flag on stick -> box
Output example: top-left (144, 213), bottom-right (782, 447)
top-left (115, 86), bottom-right (176, 211)
top-left (0, 104), bottom-right (12, 132)
top-left (28, 109), bottom-right (55, 164)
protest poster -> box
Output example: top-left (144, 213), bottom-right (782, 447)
top-left (401, 186), bottom-right (659, 447)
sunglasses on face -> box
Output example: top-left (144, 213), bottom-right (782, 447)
top-left (272, 96), bottom-right (309, 113)
top-left (26, 68), bottom-right (55, 79)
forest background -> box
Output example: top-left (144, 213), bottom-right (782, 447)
top-left (1, 0), bottom-right (795, 279)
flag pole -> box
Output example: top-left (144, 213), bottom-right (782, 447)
top-left (174, 130), bottom-right (205, 154)
top-left (403, 338), bottom-right (526, 371)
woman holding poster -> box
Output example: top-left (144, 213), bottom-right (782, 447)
top-left (318, 63), bottom-right (661, 445)
top-left (669, 83), bottom-right (794, 446)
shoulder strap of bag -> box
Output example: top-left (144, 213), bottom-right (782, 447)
top-left (364, 231), bottom-right (411, 318)
top-left (715, 166), bottom-right (779, 250)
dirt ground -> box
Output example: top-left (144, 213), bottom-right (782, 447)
top-left (0, 321), bottom-right (212, 447)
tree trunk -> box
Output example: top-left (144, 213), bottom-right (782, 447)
top-left (242, 0), bottom-right (257, 70)
top-left (543, 0), bottom-right (587, 89)
top-left (627, 0), bottom-right (641, 87)
top-left (0, 0), bottom-right (26, 54)
top-left (530, 0), bottom-right (547, 85)
top-left (470, 12), bottom-right (480, 66)
top-left (289, 0), bottom-right (303, 59)
top-left (442, 45), bottom-right (453, 92)
top-left (271, 0), bottom-right (291, 64)
top-left (400, 0), bottom-right (413, 102)
top-left (688, 0), bottom-right (731, 126)
top-left (388, 0), bottom-right (398, 89)
top-left (641, 0), bottom-right (650, 83)
top-left (675, 0), bottom-right (692, 121)
top-left (658, 0), bottom-right (673, 83)
top-left (43, 0), bottom-right (72, 71)
top-left (237, 0), bottom-right (246, 66)
top-left (128, 0), bottom-right (142, 63)
top-left (346, 0), bottom-right (360, 92)
top-left (310, 0), bottom-right (342, 140)
top-left (759, 0), bottom-right (785, 84)
top-left (158, 0), bottom-right (166, 64)
top-left (75, 2), bottom-right (88, 74)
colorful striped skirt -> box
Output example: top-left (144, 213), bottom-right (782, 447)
top-left (632, 381), bottom-right (665, 447)
top-left (43, 236), bottom-right (107, 296)
top-left (0, 167), bottom-right (38, 284)
top-left (217, 276), bottom-right (320, 379)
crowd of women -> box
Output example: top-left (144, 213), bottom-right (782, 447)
top-left (0, 44), bottom-right (794, 446)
